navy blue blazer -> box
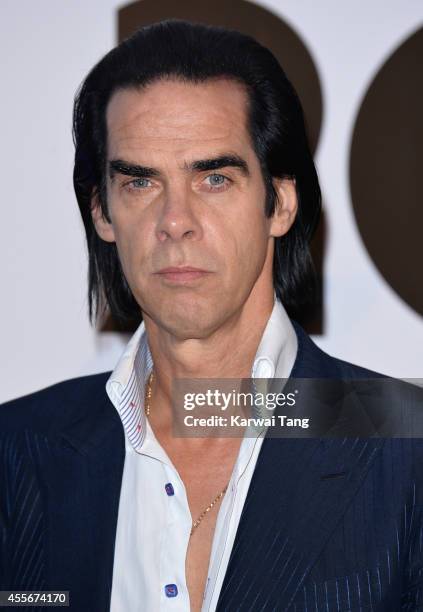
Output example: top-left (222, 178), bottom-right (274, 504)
top-left (1, 323), bottom-right (423, 611)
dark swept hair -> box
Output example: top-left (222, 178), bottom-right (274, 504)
top-left (73, 19), bottom-right (321, 327)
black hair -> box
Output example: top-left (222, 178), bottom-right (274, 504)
top-left (73, 19), bottom-right (321, 327)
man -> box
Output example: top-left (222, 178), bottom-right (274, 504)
top-left (1, 19), bottom-right (422, 612)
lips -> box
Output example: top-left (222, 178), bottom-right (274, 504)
top-left (154, 266), bottom-right (211, 282)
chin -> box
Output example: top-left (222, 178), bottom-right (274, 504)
top-left (141, 291), bottom-right (232, 338)
top-left (156, 301), bottom-right (222, 339)
top-left (162, 314), bottom-right (217, 340)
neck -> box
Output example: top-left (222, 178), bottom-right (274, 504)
top-left (143, 288), bottom-right (275, 412)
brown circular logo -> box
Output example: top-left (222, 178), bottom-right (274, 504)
top-left (350, 27), bottom-right (423, 316)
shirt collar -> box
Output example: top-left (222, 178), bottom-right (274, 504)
top-left (106, 295), bottom-right (297, 452)
top-left (106, 322), bottom-right (153, 451)
top-left (251, 296), bottom-right (297, 380)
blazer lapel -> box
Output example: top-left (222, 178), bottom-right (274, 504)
top-left (217, 436), bottom-right (385, 610)
top-left (216, 322), bottom-right (386, 611)
top-left (40, 387), bottom-right (125, 611)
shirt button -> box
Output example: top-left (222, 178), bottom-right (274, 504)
top-left (164, 584), bottom-right (178, 598)
top-left (254, 358), bottom-right (274, 379)
top-left (165, 482), bottom-right (175, 496)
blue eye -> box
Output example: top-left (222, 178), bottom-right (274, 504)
top-left (205, 174), bottom-right (231, 191)
top-left (129, 178), bottom-right (151, 189)
top-left (207, 174), bottom-right (226, 186)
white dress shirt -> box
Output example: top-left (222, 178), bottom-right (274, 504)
top-left (108, 297), bottom-right (297, 611)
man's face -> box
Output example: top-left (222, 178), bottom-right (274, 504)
top-left (93, 78), bottom-right (295, 339)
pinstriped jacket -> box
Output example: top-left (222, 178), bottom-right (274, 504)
top-left (1, 323), bottom-right (423, 611)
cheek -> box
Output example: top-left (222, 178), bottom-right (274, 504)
top-left (215, 212), bottom-right (269, 278)
top-left (112, 222), bottom-right (149, 284)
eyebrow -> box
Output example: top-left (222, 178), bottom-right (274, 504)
top-left (109, 160), bottom-right (160, 179)
top-left (108, 154), bottom-right (250, 180)
top-left (189, 155), bottom-right (250, 176)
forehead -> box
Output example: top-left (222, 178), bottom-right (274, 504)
top-left (106, 78), bottom-right (254, 161)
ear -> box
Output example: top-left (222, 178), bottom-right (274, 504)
top-left (91, 192), bottom-right (116, 243)
top-left (269, 178), bottom-right (298, 238)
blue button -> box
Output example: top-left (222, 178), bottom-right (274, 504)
top-left (165, 584), bottom-right (178, 598)
top-left (165, 482), bottom-right (175, 496)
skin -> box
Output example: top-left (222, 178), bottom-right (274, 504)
top-left (92, 78), bottom-right (297, 409)
top-left (92, 77), bottom-right (298, 611)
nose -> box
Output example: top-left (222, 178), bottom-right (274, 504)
top-left (155, 185), bottom-right (203, 243)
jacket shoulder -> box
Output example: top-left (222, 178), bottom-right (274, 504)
top-left (0, 372), bottom-right (112, 434)
top-left (291, 320), bottom-right (385, 379)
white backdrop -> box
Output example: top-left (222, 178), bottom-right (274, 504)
top-left (1, 0), bottom-right (422, 403)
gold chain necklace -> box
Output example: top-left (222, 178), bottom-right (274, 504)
top-left (144, 369), bottom-right (228, 535)
top-left (190, 485), bottom-right (228, 535)
top-left (145, 370), bottom-right (154, 416)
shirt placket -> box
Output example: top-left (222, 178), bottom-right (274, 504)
top-left (141, 427), bottom-right (192, 610)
